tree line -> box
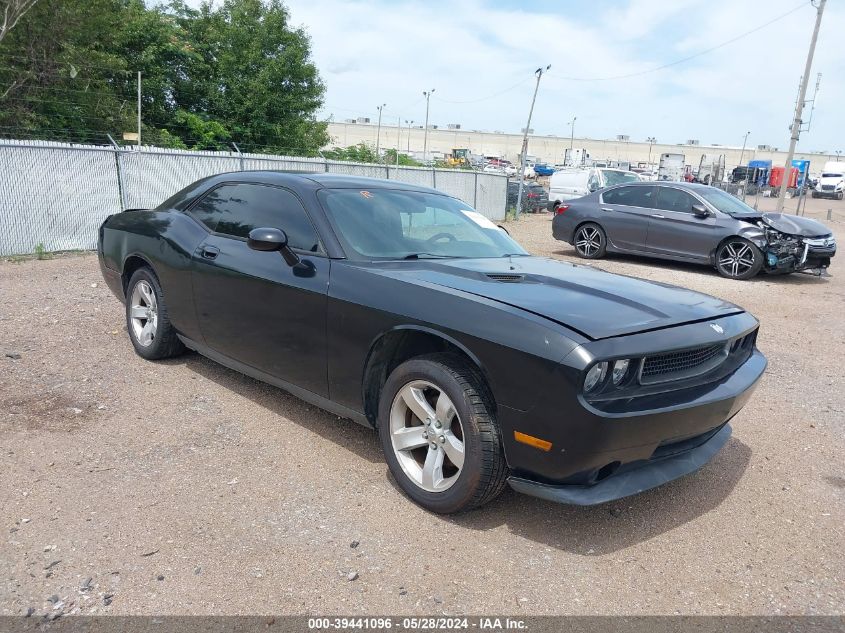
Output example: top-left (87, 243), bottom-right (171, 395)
top-left (0, 0), bottom-right (330, 154)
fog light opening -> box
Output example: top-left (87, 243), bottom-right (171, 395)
top-left (595, 461), bottom-right (621, 482)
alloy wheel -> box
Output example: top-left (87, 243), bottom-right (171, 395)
top-left (129, 280), bottom-right (158, 347)
top-left (718, 241), bottom-right (756, 278)
top-left (389, 380), bottom-right (465, 493)
top-left (575, 226), bottom-right (602, 256)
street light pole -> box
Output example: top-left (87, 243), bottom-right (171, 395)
top-left (375, 103), bottom-right (386, 161)
top-left (515, 65), bottom-right (551, 220)
top-left (646, 136), bottom-right (657, 168)
top-left (137, 71), bottom-right (142, 148)
top-left (422, 90), bottom-right (435, 162)
top-left (396, 116), bottom-right (401, 167)
top-left (405, 120), bottom-right (414, 153)
top-left (776, 0), bottom-right (826, 211)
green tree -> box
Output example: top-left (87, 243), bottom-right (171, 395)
top-left (0, 0), bottom-right (329, 154)
top-left (169, 0), bottom-right (328, 153)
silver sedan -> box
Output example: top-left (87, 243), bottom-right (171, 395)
top-left (552, 181), bottom-right (836, 280)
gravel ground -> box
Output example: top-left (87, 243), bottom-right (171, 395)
top-left (1, 200), bottom-right (843, 617)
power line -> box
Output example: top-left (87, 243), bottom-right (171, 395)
top-left (432, 75), bottom-right (533, 104)
top-left (548, 1), bottom-right (808, 82)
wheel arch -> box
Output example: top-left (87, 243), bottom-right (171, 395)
top-left (121, 253), bottom-right (156, 294)
top-left (361, 326), bottom-right (494, 427)
top-left (710, 232), bottom-right (765, 266)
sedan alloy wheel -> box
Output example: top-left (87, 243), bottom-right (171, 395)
top-left (716, 239), bottom-right (763, 280)
top-left (574, 223), bottom-right (607, 259)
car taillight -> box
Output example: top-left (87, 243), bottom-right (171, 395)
top-left (527, 193), bottom-right (537, 198)
top-left (555, 204), bottom-right (570, 215)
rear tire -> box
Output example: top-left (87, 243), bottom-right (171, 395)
top-left (573, 222), bottom-right (607, 259)
top-left (378, 353), bottom-right (508, 514)
top-left (125, 267), bottom-right (186, 360)
top-left (715, 238), bottom-right (763, 280)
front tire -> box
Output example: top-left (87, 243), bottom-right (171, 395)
top-left (126, 267), bottom-right (185, 360)
top-left (378, 354), bottom-right (508, 514)
top-left (715, 238), bottom-right (763, 280)
top-left (573, 222), bottom-right (607, 259)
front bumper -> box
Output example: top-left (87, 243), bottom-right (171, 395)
top-left (499, 313), bottom-right (765, 504)
top-left (508, 423), bottom-right (732, 505)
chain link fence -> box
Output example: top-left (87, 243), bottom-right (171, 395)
top-left (0, 140), bottom-right (507, 256)
top-left (711, 180), bottom-right (813, 215)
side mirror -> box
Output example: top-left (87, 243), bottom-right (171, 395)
top-left (248, 227), bottom-right (301, 267)
top-left (692, 204), bottom-right (711, 218)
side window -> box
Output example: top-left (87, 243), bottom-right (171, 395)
top-left (190, 184), bottom-right (321, 252)
top-left (654, 187), bottom-right (698, 213)
top-left (587, 173), bottom-right (600, 192)
top-left (603, 186), bottom-right (655, 207)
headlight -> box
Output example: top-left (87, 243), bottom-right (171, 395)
top-left (611, 359), bottom-right (631, 385)
top-left (583, 362), bottom-right (608, 392)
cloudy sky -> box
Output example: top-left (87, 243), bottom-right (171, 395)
top-left (278, 0), bottom-right (844, 152)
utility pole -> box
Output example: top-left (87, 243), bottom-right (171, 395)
top-left (375, 103), bottom-right (386, 161)
top-left (515, 65), bottom-right (550, 220)
top-left (569, 116), bottom-right (576, 152)
top-left (776, 0), bottom-right (826, 211)
top-left (137, 71), bottom-right (142, 148)
top-left (405, 120), bottom-right (413, 153)
top-left (422, 90), bottom-right (435, 162)
top-left (738, 131), bottom-right (751, 168)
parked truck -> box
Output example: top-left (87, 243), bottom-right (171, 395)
top-left (813, 161), bottom-right (845, 200)
top-left (658, 153), bottom-right (685, 181)
top-left (563, 147), bottom-right (590, 168)
top-left (697, 154), bottom-right (725, 185)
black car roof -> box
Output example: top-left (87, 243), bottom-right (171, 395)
top-left (208, 170), bottom-right (444, 195)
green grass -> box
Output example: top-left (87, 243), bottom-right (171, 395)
top-left (34, 243), bottom-right (51, 260)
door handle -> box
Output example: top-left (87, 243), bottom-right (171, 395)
top-left (200, 245), bottom-right (219, 260)
top-left (600, 207), bottom-right (613, 212)
top-left (651, 214), bottom-right (665, 219)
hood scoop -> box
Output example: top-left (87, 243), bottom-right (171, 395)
top-left (486, 273), bottom-right (524, 282)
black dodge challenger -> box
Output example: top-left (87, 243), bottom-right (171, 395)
top-left (98, 172), bottom-right (767, 513)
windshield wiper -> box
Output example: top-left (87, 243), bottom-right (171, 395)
top-left (402, 252), bottom-right (457, 260)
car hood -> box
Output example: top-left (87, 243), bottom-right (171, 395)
top-left (370, 257), bottom-right (743, 340)
top-left (759, 213), bottom-right (832, 238)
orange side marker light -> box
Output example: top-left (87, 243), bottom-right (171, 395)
top-left (514, 431), bottom-right (552, 452)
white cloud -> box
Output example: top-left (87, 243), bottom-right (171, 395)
top-left (281, 0), bottom-right (843, 151)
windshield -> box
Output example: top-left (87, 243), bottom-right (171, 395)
top-left (319, 188), bottom-right (528, 260)
top-left (696, 187), bottom-right (759, 215)
top-left (601, 170), bottom-right (641, 186)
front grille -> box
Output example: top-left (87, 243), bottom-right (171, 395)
top-left (640, 343), bottom-right (727, 384)
top-left (821, 185), bottom-right (835, 191)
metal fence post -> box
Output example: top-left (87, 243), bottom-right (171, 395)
top-left (473, 171), bottom-right (478, 207)
top-left (432, 168), bottom-right (437, 189)
top-left (107, 134), bottom-right (127, 211)
top-left (232, 142), bottom-right (244, 171)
